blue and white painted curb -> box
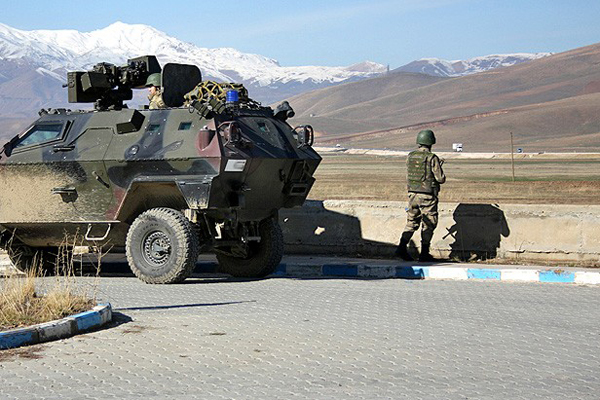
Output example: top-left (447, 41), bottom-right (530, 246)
top-left (0, 303), bottom-right (112, 350)
top-left (270, 264), bottom-right (600, 285)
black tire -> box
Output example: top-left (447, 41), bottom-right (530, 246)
top-left (7, 243), bottom-right (58, 274)
top-left (216, 218), bottom-right (283, 278)
top-left (126, 207), bottom-right (199, 284)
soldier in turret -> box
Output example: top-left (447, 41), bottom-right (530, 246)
top-left (396, 129), bottom-right (446, 262)
top-left (145, 73), bottom-right (166, 109)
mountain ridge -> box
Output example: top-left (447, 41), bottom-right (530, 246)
top-left (0, 22), bottom-right (558, 148)
top-left (287, 42), bottom-right (600, 152)
top-left (0, 22), bottom-right (385, 88)
top-left (395, 53), bottom-right (552, 77)
top-left (0, 22), bottom-right (549, 100)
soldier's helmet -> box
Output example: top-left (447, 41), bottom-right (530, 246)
top-left (145, 73), bottom-right (162, 87)
top-left (416, 129), bottom-right (436, 146)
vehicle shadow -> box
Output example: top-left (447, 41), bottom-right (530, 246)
top-left (93, 261), bottom-right (428, 283)
top-left (280, 199), bottom-right (399, 258)
top-left (87, 201), bottom-right (512, 282)
top-left (114, 301), bottom-right (255, 312)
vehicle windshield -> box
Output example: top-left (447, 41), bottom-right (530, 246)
top-left (236, 117), bottom-right (292, 152)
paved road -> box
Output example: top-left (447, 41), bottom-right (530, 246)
top-left (1, 274), bottom-right (599, 399)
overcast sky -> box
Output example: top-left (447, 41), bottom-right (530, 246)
top-left (1, 0), bottom-right (599, 68)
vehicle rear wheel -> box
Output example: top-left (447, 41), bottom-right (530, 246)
top-left (7, 242), bottom-right (58, 274)
top-left (216, 217), bottom-right (283, 278)
top-left (126, 207), bottom-right (199, 284)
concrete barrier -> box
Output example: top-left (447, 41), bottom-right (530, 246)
top-left (280, 200), bottom-right (600, 264)
top-left (1, 200), bottom-right (598, 271)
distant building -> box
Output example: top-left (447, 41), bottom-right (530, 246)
top-left (452, 143), bottom-right (463, 152)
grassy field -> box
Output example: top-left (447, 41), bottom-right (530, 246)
top-left (308, 153), bottom-right (600, 204)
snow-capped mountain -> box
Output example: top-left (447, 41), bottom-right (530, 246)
top-left (0, 21), bottom-right (553, 136)
top-left (394, 53), bottom-right (552, 77)
top-left (0, 21), bottom-right (386, 103)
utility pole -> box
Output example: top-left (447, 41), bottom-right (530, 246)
top-left (510, 131), bottom-right (515, 182)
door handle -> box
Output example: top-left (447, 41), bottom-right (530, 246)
top-left (51, 187), bottom-right (77, 195)
top-left (92, 171), bottom-right (110, 188)
top-left (53, 145), bottom-right (75, 153)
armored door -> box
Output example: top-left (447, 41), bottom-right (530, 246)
top-left (0, 121), bottom-right (114, 224)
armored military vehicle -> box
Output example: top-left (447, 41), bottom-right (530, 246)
top-left (0, 55), bottom-right (320, 283)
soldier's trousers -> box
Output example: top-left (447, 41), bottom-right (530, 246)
top-left (400, 192), bottom-right (439, 245)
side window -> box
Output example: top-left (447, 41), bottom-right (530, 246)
top-left (15, 123), bottom-right (64, 148)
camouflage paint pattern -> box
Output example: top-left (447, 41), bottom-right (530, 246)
top-left (148, 90), bottom-right (166, 109)
top-left (401, 192), bottom-right (439, 246)
top-left (406, 147), bottom-right (445, 194)
top-left (401, 146), bottom-right (446, 247)
top-left (0, 105), bottom-right (320, 247)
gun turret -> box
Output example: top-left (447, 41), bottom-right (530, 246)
top-left (67, 55), bottom-right (161, 111)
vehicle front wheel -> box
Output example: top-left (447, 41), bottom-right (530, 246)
top-left (216, 217), bottom-right (284, 278)
top-left (126, 208), bottom-right (199, 284)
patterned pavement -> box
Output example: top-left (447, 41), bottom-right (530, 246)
top-left (1, 273), bottom-right (599, 399)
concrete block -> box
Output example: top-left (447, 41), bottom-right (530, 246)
top-left (580, 219), bottom-right (600, 253)
top-left (37, 320), bottom-right (74, 341)
top-left (467, 269), bottom-right (501, 280)
top-left (280, 201), bottom-right (600, 264)
top-left (539, 270), bottom-right (575, 283)
top-left (504, 216), bottom-right (581, 253)
top-left (358, 265), bottom-right (396, 278)
top-left (574, 271), bottom-right (600, 285)
top-left (427, 267), bottom-right (469, 280)
top-left (285, 264), bottom-right (322, 276)
top-left (323, 264), bottom-right (358, 277)
top-left (501, 269), bottom-right (539, 282)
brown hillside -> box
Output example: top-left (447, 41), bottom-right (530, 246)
top-left (0, 118), bottom-right (31, 146)
top-left (0, 67), bottom-right (68, 119)
top-left (286, 71), bottom-right (446, 117)
top-left (317, 92), bottom-right (600, 152)
top-left (288, 42), bottom-right (600, 151)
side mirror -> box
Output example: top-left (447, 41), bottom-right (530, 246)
top-left (1, 143), bottom-right (9, 158)
top-left (218, 121), bottom-right (242, 145)
top-left (293, 125), bottom-right (314, 148)
top-left (1, 135), bottom-right (20, 158)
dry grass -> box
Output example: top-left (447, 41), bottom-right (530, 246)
top-left (309, 153), bottom-right (600, 204)
top-left (0, 268), bottom-right (94, 330)
top-left (0, 234), bottom-right (104, 331)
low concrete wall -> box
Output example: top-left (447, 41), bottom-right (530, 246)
top-left (280, 200), bottom-right (600, 264)
top-left (1, 201), bottom-right (598, 270)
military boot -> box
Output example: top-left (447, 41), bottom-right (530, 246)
top-left (395, 238), bottom-right (414, 261)
top-left (418, 243), bottom-right (435, 262)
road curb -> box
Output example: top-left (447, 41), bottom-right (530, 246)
top-left (0, 260), bottom-right (22, 277)
top-left (0, 303), bottom-right (112, 350)
top-left (268, 263), bottom-right (600, 285)
top-left (189, 261), bottom-right (600, 285)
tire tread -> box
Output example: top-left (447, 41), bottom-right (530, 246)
top-left (126, 207), bottom-right (198, 284)
top-left (216, 218), bottom-right (283, 278)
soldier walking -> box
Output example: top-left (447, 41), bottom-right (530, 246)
top-left (396, 129), bottom-right (446, 261)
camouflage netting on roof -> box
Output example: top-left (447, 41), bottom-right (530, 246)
top-left (183, 81), bottom-right (249, 106)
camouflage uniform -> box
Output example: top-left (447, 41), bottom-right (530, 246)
top-left (148, 89), bottom-right (166, 110)
top-left (398, 146), bottom-right (445, 261)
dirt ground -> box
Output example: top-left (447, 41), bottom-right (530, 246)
top-left (309, 152), bottom-right (600, 204)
